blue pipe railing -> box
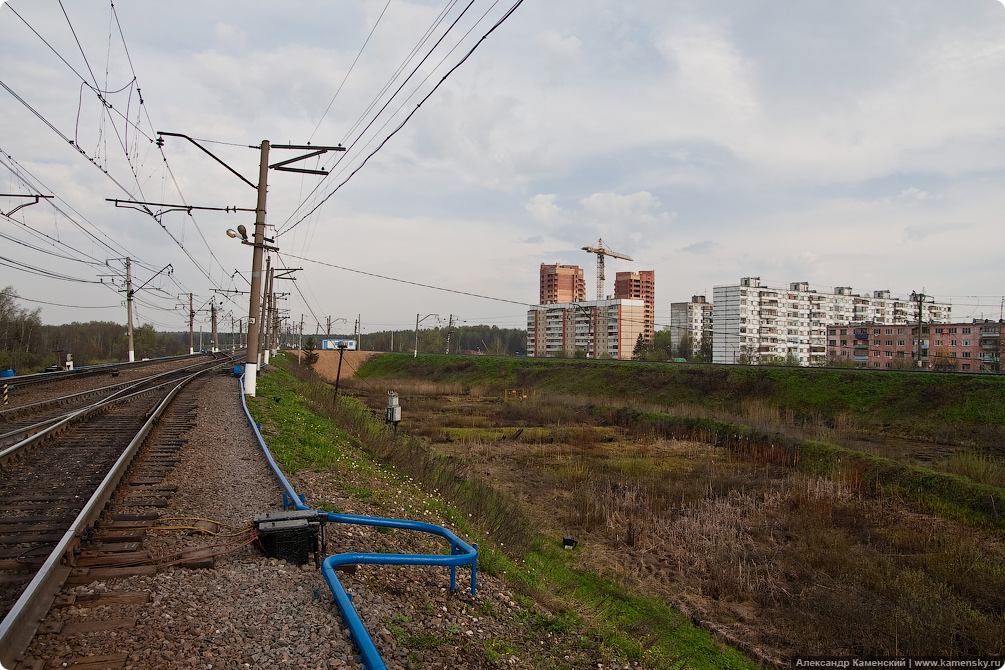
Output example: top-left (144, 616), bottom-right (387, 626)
top-left (239, 376), bottom-right (477, 670)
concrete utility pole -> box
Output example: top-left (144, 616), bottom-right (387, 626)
top-left (445, 314), bottom-right (454, 354)
top-left (125, 258), bottom-right (135, 363)
top-left (244, 141), bottom-right (270, 396)
top-left (913, 291), bottom-right (926, 369)
top-left (414, 314), bottom-right (438, 358)
top-left (258, 256), bottom-right (272, 368)
top-left (188, 294), bottom-right (195, 355)
top-left (211, 301), bottom-right (219, 353)
top-left (298, 314), bottom-right (304, 364)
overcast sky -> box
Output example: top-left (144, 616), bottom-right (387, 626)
top-left (2, 0), bottom-right (1005, 339)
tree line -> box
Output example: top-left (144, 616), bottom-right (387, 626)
top-left (311, 324), bottom-right (528, 356)
top-left (0, 286), bottom-right (196, 373)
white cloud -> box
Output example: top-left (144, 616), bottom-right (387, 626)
top-left (899, 187), bottom-right (933, 201)
top-left (525, 194), bottom-right (564, 224)
top-left (2, 1), bottom-right (1004, 329)
top-left (904, 222), bottom-right (970, 242)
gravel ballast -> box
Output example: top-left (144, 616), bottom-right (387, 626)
top-left (19, 370), bottom-right (625, 670)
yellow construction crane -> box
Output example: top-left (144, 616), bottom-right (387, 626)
top-left (582, 238), bottom-right (632, 300)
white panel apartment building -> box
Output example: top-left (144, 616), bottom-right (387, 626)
top-left (712, 277), bottom-right (951, 366)
top-left (527, 299), bottom-right (646, 359)
top-left (670, 295), bottom-right (713, 355)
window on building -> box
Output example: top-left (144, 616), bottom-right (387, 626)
top-left (840, 329), bottom-right (847, 335)
top-left (962, 364), bottom-right (970, 371)
top-left (885, 362), bottom-right (892, 368)
top-left (874, 340), bottom-right (881, 346)
top-left (885, 340), bottom-right (893, 346)
top-left (873, 329), bottom-right (881, 335)
top-left (885, 329), bottom-right (893, 335)
top-left (885, 351), bottom-right (893, 358)
top-left (936, 328), bottom-right (943, 334)
top-left (873, 362), bottom-right (880, 368)
top-left (949, 328), bottom-right (957, 334)
top-left (897, 351), bottom-right (905, 357)
top-left (898, 328), bottom-right (905, 334)
top-left (963, 340), bottom-right (970, 346)
top-left (841, 340), bottom-right (847, 346)
top-left (963, 327), bottom-right (971, 334)
top-left (951, 340), bottom-right (957, 346)
top-left (874, 351), bottom-right (881, 357)
top-left (962, 352), bottom-right (971, 358)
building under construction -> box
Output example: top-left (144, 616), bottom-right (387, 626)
top-left (530, 244), bottom-right (653, 359)
top-left (613, 270), bottom-right (655, 343)
top-left (539, 263), bottom-right (586, 304)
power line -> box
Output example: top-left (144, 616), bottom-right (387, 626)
top-left (282, 0), bottom-right (470, 239)
top-left (308, 0), bottom-right (393, 143)
top-left (281, 251), bottom-right (529, 306)
top-left (0, 254), bottom-right (101, 283)
top-left (15, 295), bottom-right (119, 309)
top-left (279, 0), bottom-right (525, 237)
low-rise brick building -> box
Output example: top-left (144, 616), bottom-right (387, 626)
top-left (827, 320), bottom-right (1003, 372)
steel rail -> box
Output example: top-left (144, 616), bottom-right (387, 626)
top-left (0, 357), bottom-right (231, 468)
top-left (0, 352), bottom-right (215, 391)
top-left (0, 359), bottom-right (229, 667)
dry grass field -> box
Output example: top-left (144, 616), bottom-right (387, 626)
top-left (324, 374), bottom-right (1004, 663)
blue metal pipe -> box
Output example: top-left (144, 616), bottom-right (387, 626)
top-left (239, 376), bottom-right (477, 670)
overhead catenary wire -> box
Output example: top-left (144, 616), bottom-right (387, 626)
top-left (282, 0), bottom-right (473, 242)
top-left (4, 3), bottom-right (233, 295)
top-left (279, 0), bottom-right (525, 238)
top-left (281, 251), bottom-right (529, 307)
top-left (13, 295), bottom-right (119, 309)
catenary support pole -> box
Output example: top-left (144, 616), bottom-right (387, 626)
top-left (244, 141), bottom-right (269, 397)
top-left (259, 256), bottom-right (272, 368)
top-left (126, 257), bottom-right (135, 362)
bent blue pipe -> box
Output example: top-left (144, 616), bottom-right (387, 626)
top-left (239, 376), bottom-right (477, 670)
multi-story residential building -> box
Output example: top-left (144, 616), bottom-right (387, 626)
top-left (670, 295), bottom-right (713, 357)
top-left (614, 270), bottom-right (655, 343)
top-left (828, 320), bottom-right (1003, 372)
top-left (712, 277), bottom-right (952, 366)
top-left (526, 299), bottom-right (646, 359)
top-left (539, 263), bottom-right (586, 305)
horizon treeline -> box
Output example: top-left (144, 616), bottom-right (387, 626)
top-left (309, 324), bottom-right (527, 356)
top-left (0, 286), bottom-right (230, 372)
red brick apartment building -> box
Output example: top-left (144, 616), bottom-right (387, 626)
top-left (539, 263), bottom-right (586, 304)
top-left (614, 270), bottom-right (655, 343)
top-left (827, 320), bottom-right (1003, 372)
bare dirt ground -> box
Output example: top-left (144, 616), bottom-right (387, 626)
top-left (309, 350), bottom-right (378, 382)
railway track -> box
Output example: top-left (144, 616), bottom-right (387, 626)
top-left (0, 354), bottom-right (236, 667)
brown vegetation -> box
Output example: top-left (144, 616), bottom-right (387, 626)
top-left (333, 375), bottom-right (1005, 662)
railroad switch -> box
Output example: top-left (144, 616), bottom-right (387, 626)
top-left (253, 510), bottom-right (326, 568)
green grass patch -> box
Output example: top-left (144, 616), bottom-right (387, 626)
top-left (247, 368), bottom-right (356, 473)
top-left (261, 358), bottom-right (760, 669)
top-left (514, 538), bottom-right (757, 670)
top-left (358, 353), bottom-right (1005, 447)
